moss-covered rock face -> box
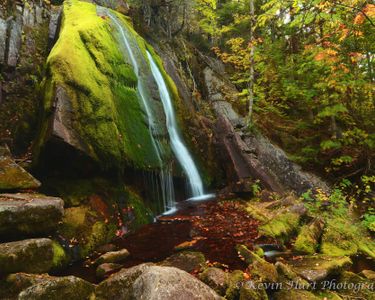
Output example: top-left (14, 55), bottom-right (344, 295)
top-left (37, 0), bottom-right (173, 170)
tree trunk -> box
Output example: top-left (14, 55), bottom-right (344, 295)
top-left (247, 0), bottom-right (255, 126)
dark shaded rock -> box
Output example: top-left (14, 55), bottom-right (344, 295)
top-left (160, 251), bottom-right (206, 273)
top-left (95, 249), bottom-right (130, 265)
top-left (199, 267), bottom-right (229, 295)
top-left (0, 238), bottom-right (56, 274)
top-left (0, 157), bottom-right (41, 190)
top-left (7, 16), bottom-right (22, 68)
top-left (95, 263), bottom-right (221, 300)
top-left (286, 255), bottom-right (352, 282)
top-left (0, 17), bottom-right (7, 65)
top-left (0, 193), bottom-right (63, 237)
top-left (48, 6), bottom-right (62, 49)
top-left (18, 275), bottom-right (95, 300)
top-left (294, 218), bottom-right (325, 254)
top-left (96, 263), bottom-right (123, 279)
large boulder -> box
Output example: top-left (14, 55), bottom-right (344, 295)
top-left (36, 0), bottom-right (175, 171)
top-left (0, 156), bottom-right (41, 190)
top-left (95, 263), bottom-right (222, 300)
top-left (293, 218), bottom-right (325, 254)
top-left (0, 238), bottom-right (63, 275)
top-left (199, 267), bottom-right (229, 295)
top-left (0, 193), bottom-right (64, 237)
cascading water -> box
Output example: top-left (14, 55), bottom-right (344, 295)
top-left (147, 51), bottom-right (205, 198)
top-left (107, 11), bottom-right (213, 213)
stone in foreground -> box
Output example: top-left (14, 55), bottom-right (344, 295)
top-left (0, 156), bottom-right (41, 190)
top-left (17, 275), bottom-right (94, 300)
top-left (0, 193), bottom-right (64, 237)
top-left (95, 263), bottom-right (222, 300)
top-left (286, 255), bottom-right (352, 282)
top-left (0, 239), bottom-right (57, 275)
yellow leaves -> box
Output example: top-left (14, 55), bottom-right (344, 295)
top-left (314, 48), bottom-right (338, 63)
top-left (354, 4), bottom-right (375, 25)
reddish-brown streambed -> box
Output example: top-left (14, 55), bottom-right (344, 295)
top-left (58, 199), bottom-right (262, 283)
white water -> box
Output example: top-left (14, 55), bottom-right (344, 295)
top-left (108, 13), bottom-right (175, 211)
top-left (147, 51), bottom-right (205, 197)
top-left (108, 11), bottom-right (210, 212)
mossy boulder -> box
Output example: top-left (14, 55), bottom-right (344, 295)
top-left (320, 217), bottom-right (375, 259)
top-left (199, 267), bottom-right (229, 295)
top-left (0, 193), bottom-right (64, 238)
top-left (0, 156), bottom-right (41, 190)
top-left (240, 282), bottom-right (268, 300)
top-left (236, 245), bottom-right (278, 283)
top-left (294, 218), bottom-right (325, 255)
top-left (336, 271), bottom-right (375, 300)
top-left (0, 238), bottom-right (66, 275)
top-left (18, 275), bottom-right (95, 300)
top-left (36, 0), bottom-right (174, 170)
top-left (225, 270), bottom-right (245, 300)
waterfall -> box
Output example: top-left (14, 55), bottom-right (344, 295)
top-left (146, 51), bottom-right (205, 198)
top-left (107, 11), bottom-right (212, 212)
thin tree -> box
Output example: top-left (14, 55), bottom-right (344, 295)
top-left (247, 0), bottom-right (255, 126)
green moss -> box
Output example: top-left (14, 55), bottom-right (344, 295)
top-left (38, 0), bottom-right (161, 169)
top-left (52, 241), bottom-right (68, 269)
top-left (259, 212), bottom-right (300, 241)
top-left (225, 270), bottom-right (245, 300)
top-left (320, 218), bottom-right (372, 257)
top-left (124, 187), bottom-right (153, 230)
top-left (294, 219), bottom-right (324, 255)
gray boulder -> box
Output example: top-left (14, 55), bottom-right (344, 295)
top-left (0, 193), bottom-right (64, 237)
top-left (95, 263), bottom-right (222, 300)
top-left (0, 238), bottom-right (57, 274)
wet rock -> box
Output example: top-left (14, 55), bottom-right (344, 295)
top-left (286, 255), bottom-right (352, 282)
top-left (7, 17), bottom-right (22, 68)
top-left (18, 275), bottom-right (95, 300)
top-left (337, 271), bottom-right (375, 300)
top-left (236, 245), bottom-right (278, 283)
top-left (95, 263), bottom-right (221, 300)
top-left (160, 251), bottom-right (206, 273)
top-left (0, 17), bottom-right (7, 65)
top-left (274, 289), bottom-right (320, 300)
top-left (0, 156), bottom-right (41, 190)
top-left (96, 263), bottom-right (123, 279)
top-left (199, 267), bottom-right (229, 295)
top-left (95, 249), bottom-right (130, 265)
top-left (0, 238), bottom-right (56, 274)
top-left (294, 218), bottom-right (325, 254)
top-left (0, 193), bottom-right (63, 237)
